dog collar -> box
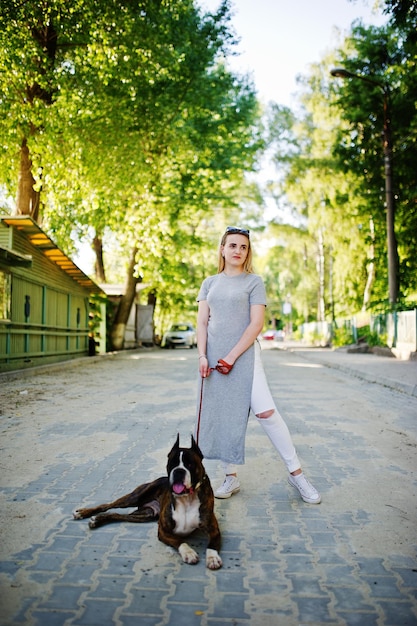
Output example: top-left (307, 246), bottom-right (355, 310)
top-left (184, 479), bottom-right (203, 496)
top-left (190, 481), bottom-right (201, 494)
top-left (192, 474), bottom-right (208, 493)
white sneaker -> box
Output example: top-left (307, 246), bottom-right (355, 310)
top-left (288, 473), bottom-right (321, 504)
top-left (214, 475), bottom-right (240, 499)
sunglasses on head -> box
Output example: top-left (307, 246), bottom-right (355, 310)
top-left (225, 226), bottom-right (250, 236)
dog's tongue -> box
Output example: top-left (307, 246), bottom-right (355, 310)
top-left (173, 483), bottom-right (186, 494)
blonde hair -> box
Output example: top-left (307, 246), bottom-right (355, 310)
top-left (217, 230), bottom-right (254, 273)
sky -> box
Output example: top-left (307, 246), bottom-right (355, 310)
top-left (193, 0), bottom-right (389, 231)
top-left (199, 0), bottom-right (388, 107)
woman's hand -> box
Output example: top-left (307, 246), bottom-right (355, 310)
top-left (199, 355), bottom-right (211, 378)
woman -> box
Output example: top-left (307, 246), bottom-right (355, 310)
top-left (195, 226), bottom-right (321, 504)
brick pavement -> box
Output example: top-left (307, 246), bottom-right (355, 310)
top-left (283, 343), bottom-right (417, 398)
top-left (1, 346), bottom-right (416, 625)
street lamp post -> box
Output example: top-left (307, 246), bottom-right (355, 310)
top-left (330, 67), bottom-right (399, 307)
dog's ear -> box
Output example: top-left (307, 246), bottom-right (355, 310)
top-left (168, 433), bottom-right (180, 457)
top-left (191, 434), bottom-right (204, 460)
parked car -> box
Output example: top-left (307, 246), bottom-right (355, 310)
top-left (262, 329), bottom-right (285, 341)
top-left (162, 323), bottom-right (197, 349)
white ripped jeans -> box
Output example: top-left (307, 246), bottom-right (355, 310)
top-left (222, 341), bottom-right (301, 475)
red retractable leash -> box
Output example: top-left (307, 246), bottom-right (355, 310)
top-left (195, 359), bottom-right (233, 445)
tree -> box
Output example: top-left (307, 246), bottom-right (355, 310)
top-left (330, 21), bottom-right (417, 308)
top-left (266, 14), bottom-right (417, 322)
top-left (266, 83), bottom-right (369, 320)
top-left (382, 0), bottom-right (417, 26)
top-left (0, 0), bottom-right (263, 347)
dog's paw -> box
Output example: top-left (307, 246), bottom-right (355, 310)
top-left (73, 509), bottom-right (84, 520)
top-left (88, 517), bottom-right (98, 529)
top-left (206, 549), bottom-right (222, 570)
top-left (179, 542), bottom-right (199, 565)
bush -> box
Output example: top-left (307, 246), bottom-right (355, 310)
top-left (363, 328), bottom-right (388, 347)
top-left (332, 326), bottom-right (354, 347)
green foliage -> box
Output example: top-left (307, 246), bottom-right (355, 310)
top-left (88, 293), bottom-right (108, 354)
top-left (382, 0), bottom-right (417, 27)
top-left (2, 0), bottom-right (415, 336)
top-left (329, 21), bottom-right (417, 308)
top-left (358, 325), bottom-right (388, 347)
top-left (257, 224), bottom-right (319, 328)
top-left (266, 14), bottom-right (417, 322)
top-left (266, 72), bottom-right (369, 320)
top-left (332, 326), bottom-right (355, 347)
top-left (0, 0), bottom-right (263, 333)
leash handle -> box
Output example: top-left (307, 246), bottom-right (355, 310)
top-left (215, 359), bottom-right (233, 374)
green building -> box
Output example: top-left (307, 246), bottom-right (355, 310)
top-left (0, 216), bottom-right (105, 372)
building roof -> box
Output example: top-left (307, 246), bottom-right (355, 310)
top-left (1, 216), bottom-right (104, 294)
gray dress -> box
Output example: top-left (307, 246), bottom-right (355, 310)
top-left (195, 272), bottom-right (267, 464)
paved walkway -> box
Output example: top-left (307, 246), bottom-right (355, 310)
top-left (281, 342), bottom-right (417, 398)
top-left (0, 343), bottom-right (416, 626)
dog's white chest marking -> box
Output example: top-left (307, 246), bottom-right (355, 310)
top-left (172, 497), bottom-right (200, 536)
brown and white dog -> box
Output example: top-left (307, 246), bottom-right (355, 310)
top-left (73, 435), bottom-right (222, 569)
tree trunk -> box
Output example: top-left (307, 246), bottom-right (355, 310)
top-left (362, 217), bottom-right (376, 311)
top-left (15, 139), bottom-right (41, 220)
top-left (13, 22), bottom-right (57, 222)
top-left (110, 246), bottom-right (140, 351)
top-left (93, 233), bottom-right (106, 283)
top-left (317, 229), bottom-right (326, 322)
